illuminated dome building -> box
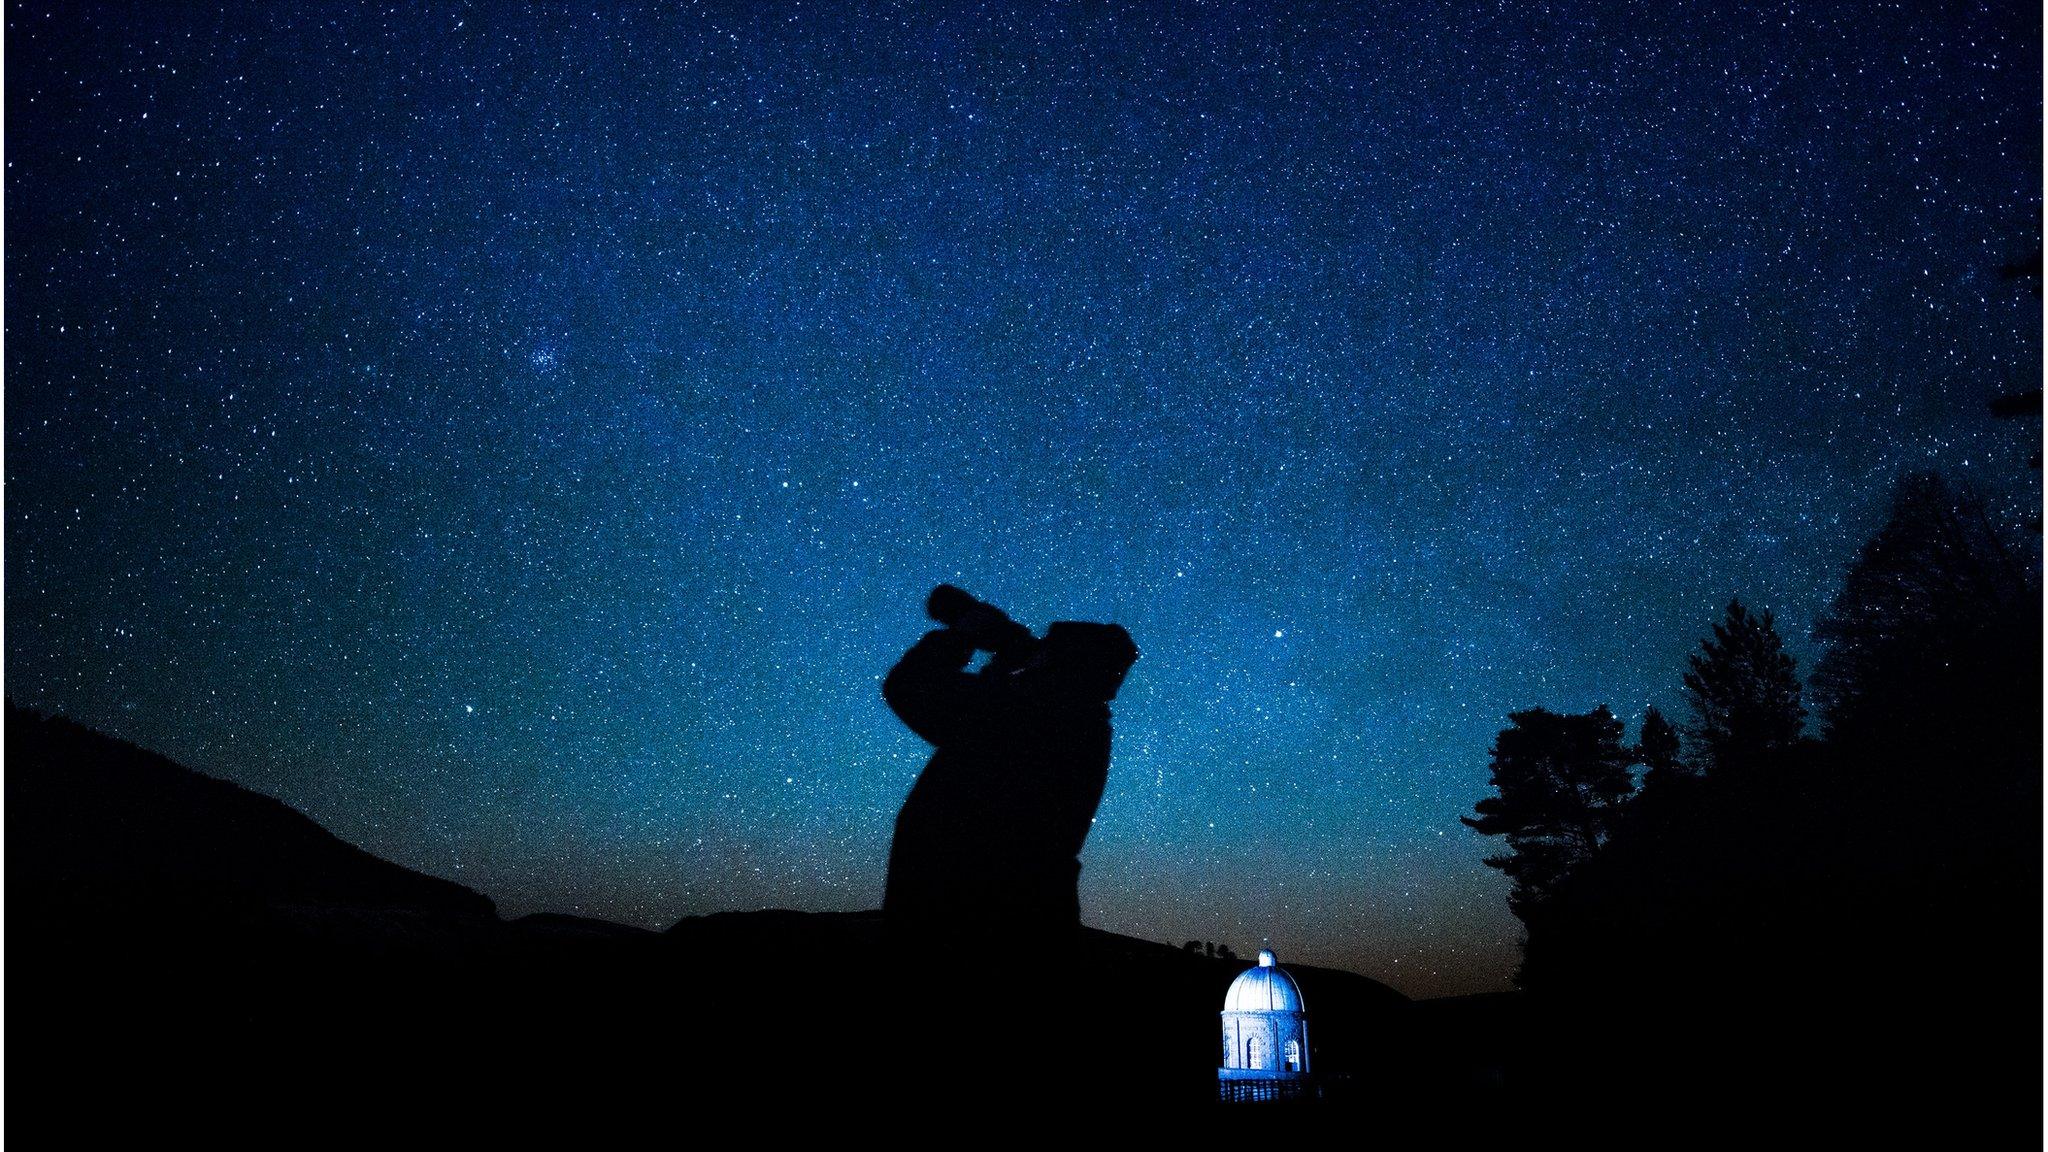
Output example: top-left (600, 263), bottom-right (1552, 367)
top-left (1218, 949), bottom-right (1313, 1103)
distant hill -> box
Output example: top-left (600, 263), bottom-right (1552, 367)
top-left (7, 703), bottom-right (496, 921)
top-left (5, 702), bottom-right (1485, 1126)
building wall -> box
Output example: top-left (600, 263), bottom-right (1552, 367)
top-left (1219, 1009), bottom-right (1309, 1076)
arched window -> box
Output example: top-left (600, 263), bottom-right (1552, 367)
top-left (1246, 1032), bottom-right (1266, 1068)
top-left (1284, 1038), bottom-right (1302, 1072)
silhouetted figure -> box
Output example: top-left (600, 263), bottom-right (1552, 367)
top-left (881, 586), bottom-right (1138, 950)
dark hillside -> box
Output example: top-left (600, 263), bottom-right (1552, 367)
top-left (6, 706), bottom-right (1452, 1128)
top-left (7, 704), bottom-right (496, 921)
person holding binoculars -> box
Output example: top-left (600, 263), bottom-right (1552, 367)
top-left (881, 585), bottom-right (1140, 948)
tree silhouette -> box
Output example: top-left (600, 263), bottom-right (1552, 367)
top-left (1987, 248), bottom-right (2041, 469)
top-left (1462, 706), bottom-right (1635, 936)
top-left (1470, 471), bottom-right (2040, 1124)
top-left (1996, 246), bottom-right (2040, 295)
top-left (1812, 473), bottom-right (2036, 755)
top-left (1680, 599), bottom-right (1805, 774)
top-left (1634, 706), bottom-right (1684, 791)
top-left (1461, 467), bottom-right (2040, 1129)
top-left (1988, 390), bottom-right (2042, 419)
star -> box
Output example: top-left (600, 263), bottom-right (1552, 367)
top-left (4, 0), bottom-right (2033, 1001)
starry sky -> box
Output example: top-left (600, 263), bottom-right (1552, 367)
top-left (6, 0), bottom-right (2039, 997)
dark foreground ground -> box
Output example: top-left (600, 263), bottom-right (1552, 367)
top-left (6, 704), bottom-right (2035, 1139)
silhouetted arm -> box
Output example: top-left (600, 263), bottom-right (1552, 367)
top-left (883, 628), bottom-right (1003, 747)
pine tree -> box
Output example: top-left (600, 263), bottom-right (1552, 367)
top-left (1636, 705), bottom-right (1684, 790)
top-left (1681, 600), bottom-right (1805, 774)
top-left (1811, 473), bottom-right (2035, 746)
top-left (1463, 706), bottom-right (1635, 930)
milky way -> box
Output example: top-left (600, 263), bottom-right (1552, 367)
top-left (7, 1), bottom-right (2038, 996)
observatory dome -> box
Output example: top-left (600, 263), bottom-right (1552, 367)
top-left (1222, 949), bottom-right (1306, 1014)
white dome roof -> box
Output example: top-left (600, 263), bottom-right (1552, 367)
top-left (1223, 949), bottom-right (1305, 1014)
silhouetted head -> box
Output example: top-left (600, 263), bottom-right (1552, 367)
top-left (1024, 622), bottom-right (1139, 704)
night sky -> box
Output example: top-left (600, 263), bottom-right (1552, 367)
top-left (6, 0), bottom-right (2038, 997)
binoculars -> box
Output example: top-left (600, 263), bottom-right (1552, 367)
top-left (924, 585), bottom-right (1139, 704)
top-left (925, 584), bottom-right (1040, 670)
